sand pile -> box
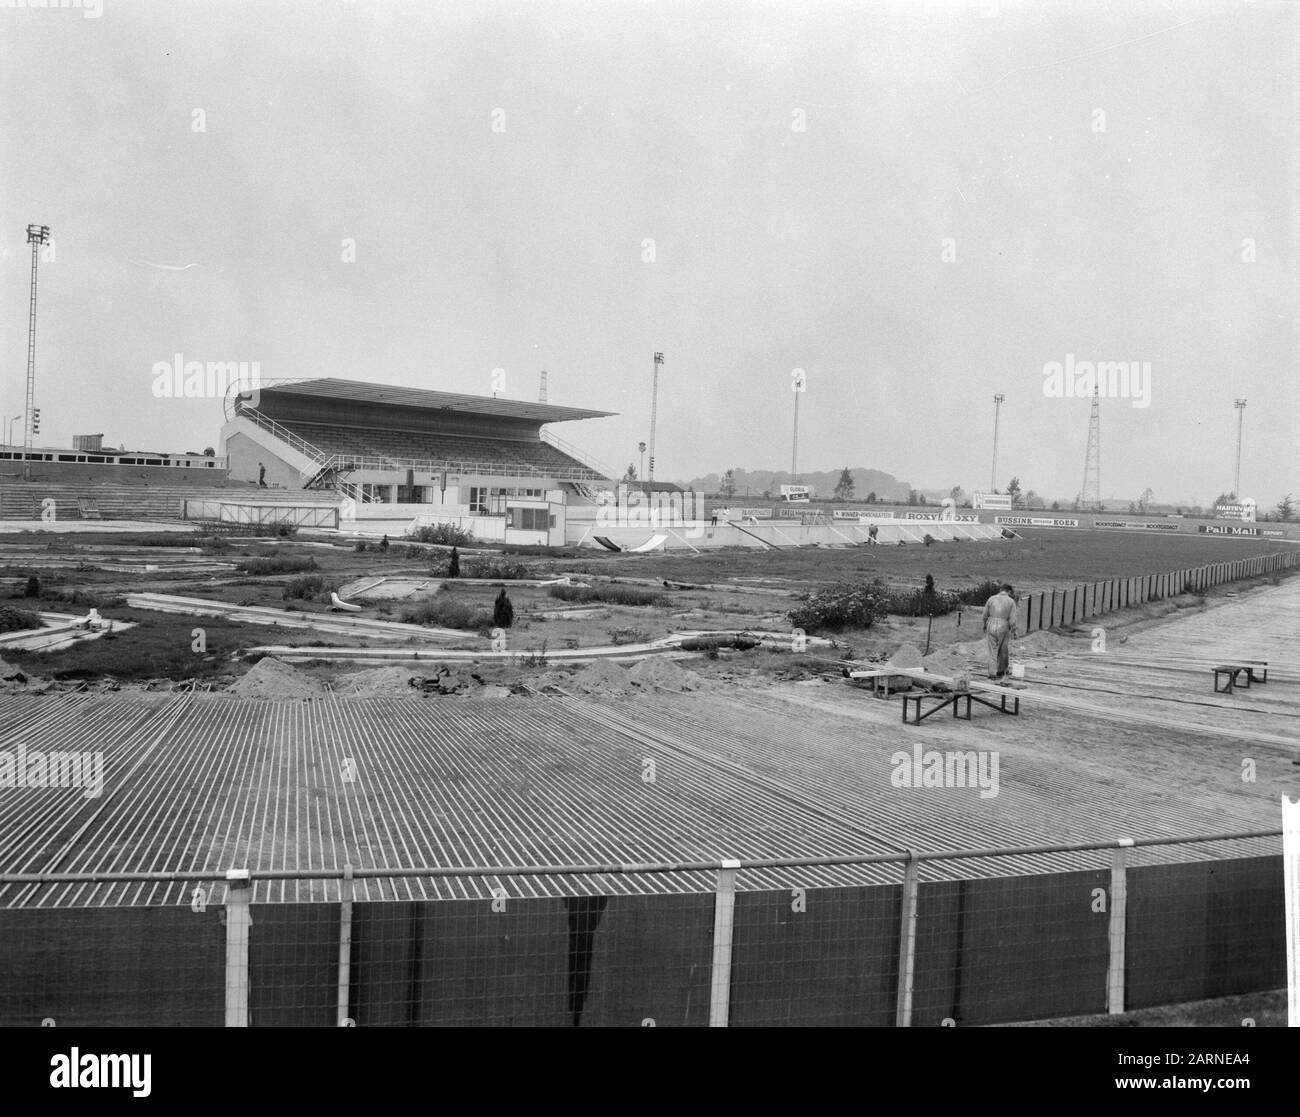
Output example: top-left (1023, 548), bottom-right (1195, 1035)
top-left (628, 656), bottom-right (707, 692)
top-left (337, 666), bottom-right (420, 696)
top-left (545, 660), bottom-right (637, 698)
top-left (888, 643), bottom-right (923, 668)
top-left (229, 657), bottom-right (326, 698)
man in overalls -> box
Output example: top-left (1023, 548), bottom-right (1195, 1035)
top-left (981, 584), bottom-right (1018, 679)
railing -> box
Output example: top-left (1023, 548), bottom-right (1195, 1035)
top-left (0, 828), bottom-right (1283, 1027)
top-left (539, 428), bottom-right (615, 482)
top-left (234, 408), bottom-right (331, 467)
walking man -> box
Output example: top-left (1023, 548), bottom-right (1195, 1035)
top-left (982, 583), bottom-right (1018, 679)
top-left (258, 462), bottom-right (267, 488)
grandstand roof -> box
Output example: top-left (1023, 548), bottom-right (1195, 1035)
top-left (260, 378), bottom-right (614, 424)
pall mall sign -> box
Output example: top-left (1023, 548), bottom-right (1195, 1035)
top-left (1199, 524), bottom-right (1262, 537)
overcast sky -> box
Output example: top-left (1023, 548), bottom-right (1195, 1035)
top-left (1, 0), bottom-right (1295, 506)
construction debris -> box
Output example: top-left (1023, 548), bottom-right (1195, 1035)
top-left (229, 657), bottom-right (327, 698)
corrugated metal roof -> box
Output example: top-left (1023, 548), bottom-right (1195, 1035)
top-left (260, 378), bottom-right (614, 424)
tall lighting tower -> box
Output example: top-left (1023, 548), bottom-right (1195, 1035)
top-left (647, 352), bottom-right (663, 486)
top-left (990, 394), bottom-right (1004, 491)
top-left (791, 380), bottom-right (800, 484)
top-left (1233, 399), bottom-right (1247, 499)
top-left (23, 224), bottom-right (50, 482)
top-left (1080, 387), bottom-right (1102, 511)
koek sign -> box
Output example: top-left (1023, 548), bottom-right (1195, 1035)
top-left (995, 516), bottom-right (1079, 528)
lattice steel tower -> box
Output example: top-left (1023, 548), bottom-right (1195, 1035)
top-left (1080, 387), bottom-right (1101, 511)
top-left (23, 224), bottom-right (50, 482)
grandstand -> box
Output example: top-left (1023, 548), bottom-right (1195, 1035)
top-left (221, 378), bottom-right (615, 544)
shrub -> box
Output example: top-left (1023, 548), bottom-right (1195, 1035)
top-left (24, 575), bottom-right (40, 598)
top-left (401, 597), bottom-right (493, 631)
top-left (0, 605), bottom-right (42, 634)
top-left (448, 547), bottom-right (460, 578)
top-left (464, 558), bottom-right (533, 581)
top-left (236, 556), bottom-right (318, 575)
top-left (547, 584), bottom-right (665, 607)
top-left (788, 581), bottom-right (888, 632)
top-left (407, 523), bottom-right (474, 547)
top-left (493, 589), bottom-right (515, 629)
top-left (607, 627), bottom-right (651, 646)
top-left (282, 575), bottom-right (336, 602)
top-left (955, 580), bottom-right (1003, 607)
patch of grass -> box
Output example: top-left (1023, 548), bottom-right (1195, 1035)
top-left (464, 558), bottom-right (536, 581)
top-left (236, 556), bottom-right (318, 575)
top-left (547, 583), bottom-right (666, 607)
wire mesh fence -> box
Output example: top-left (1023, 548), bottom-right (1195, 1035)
top-left (0, 832), bottom-right (1285, 1027)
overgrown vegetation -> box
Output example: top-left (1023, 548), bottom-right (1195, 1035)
top-left (401, 597), bottom-right (494, 631)
top-left (606, 627), bottom-right (651, 646)
top-left (547, 584), bottom-right (665, 607)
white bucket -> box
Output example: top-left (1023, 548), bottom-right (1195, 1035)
top-left (1010, 662), bottom-right (1025, 679)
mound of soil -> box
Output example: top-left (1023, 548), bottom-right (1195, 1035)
top-left (888, 643), bottom-right (923, 668)
top-left (229, 657), bottom-right (327, 698)
top-left (628, 656), bottom-right (707, 692)
top-left (336, 666), bottom-right (419, 696)
top-left (544, 659), bottom-right (637, 698)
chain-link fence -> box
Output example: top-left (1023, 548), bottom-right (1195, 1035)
top-left (0, 831), bottom-right (1284, 1027)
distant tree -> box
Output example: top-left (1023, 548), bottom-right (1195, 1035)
top-left (907, 489), bottom-right (920, 506)
top-left (1050, 501), bottom-right (1061, 511)
top-left (918, 494), bottom-right (928, 506)
top-left (25, 575), bottom-right (40, 597)
top-left (1128, 501), bottom-right (1138, 514)
top-left (833, 468), bottom-right (855, 502)
top-left (949, 485), bottom-right (965, 506)
top-left (1007, 477), bottom-right (1024, 510)
top-left (762, 489), bottom-right (772, 500)
top-left (622, 463), bottom-right (638, 484)
top-left (1025, 490), bottom-right (1046, 510)
top-left (1213, 492), bottom-right (1235, 507)
top-left (866, 491), bottom-right (877, 504)
top-left (1138, 487), bottom-right (1153, 514)
top-left (1278, 494), bottom-right (1295, 522)
top-left (493, 589), bottom-right (514, 629)
top-left (448, 546), bottom-right (460, 578)
top-left (720, 469), bottom-right (737, 499)
top-left (202, 446), bottom-right (215, 457)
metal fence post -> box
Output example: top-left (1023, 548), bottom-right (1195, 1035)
top-left (337, 864), bottom-right (354, 1027)
top-left (1107, 841), bottom-right (1131, 1015)
top-left (224, 869), bottom-right (252, 1027)
top-left (709, 859), bottom-right (740, 1027)
top-left (896, 850), bottom-right (920, 1028)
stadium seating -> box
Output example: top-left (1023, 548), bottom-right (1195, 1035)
top-left (279, 421), bottom-right (603, 481)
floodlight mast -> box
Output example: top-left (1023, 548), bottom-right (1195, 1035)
top-left (648, 352), bottom-right (663, 488)
top-left (23, 224), bottom-right (50, 482)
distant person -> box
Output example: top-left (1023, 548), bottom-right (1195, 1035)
top-left (710, 511), bottom-right (718, 527)
top-left (868, 523), bottom-right (878, 544)
top-left (981, 584), bottom-right (1019, 680)
top-left (257, 462), bottom-right (267, 488)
